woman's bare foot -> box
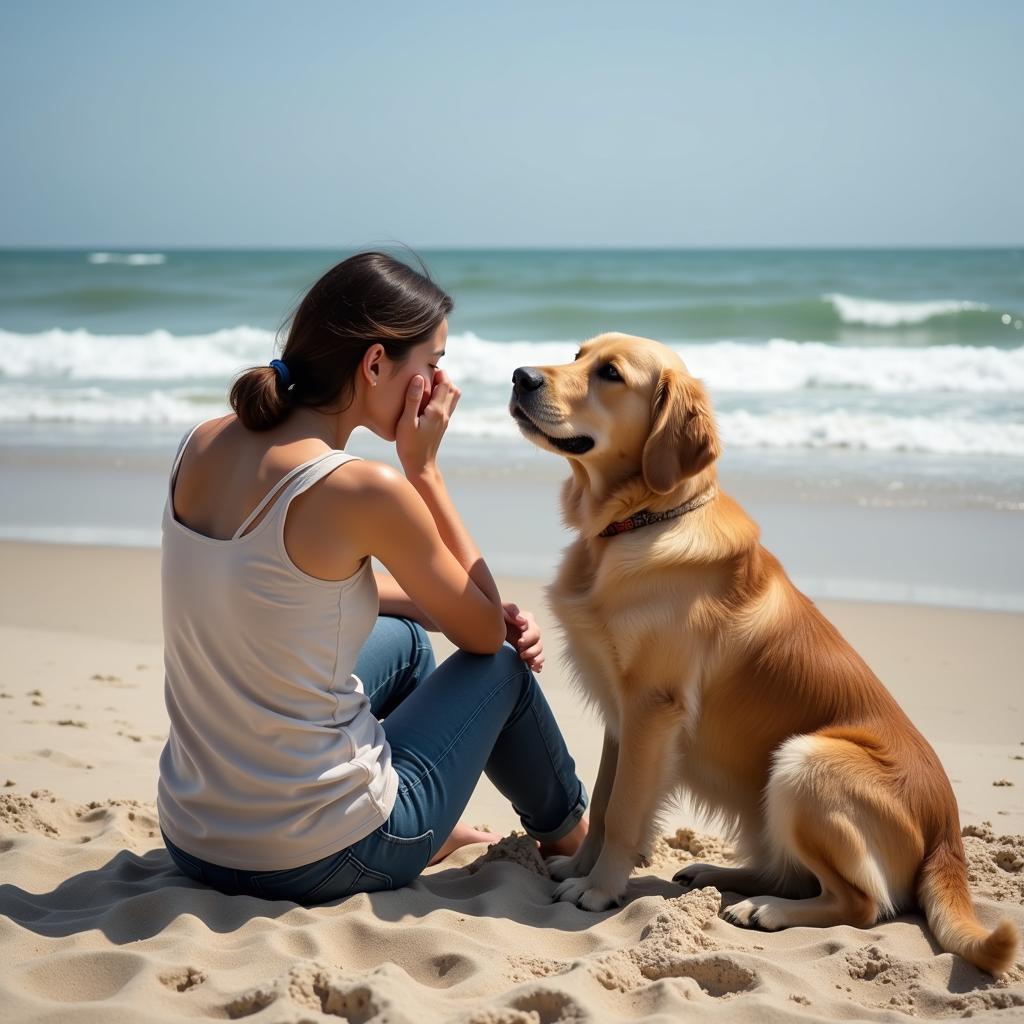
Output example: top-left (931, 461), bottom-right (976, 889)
top-left (537, 816), bottom-right (589, 859)
top-left (427, 822), bottom-right (503, 866)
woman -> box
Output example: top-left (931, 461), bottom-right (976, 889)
top-left (157, 251), bottom-right (589, 904)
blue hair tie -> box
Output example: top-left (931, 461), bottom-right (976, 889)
top-left (269, 358), bottom-right (291, 389)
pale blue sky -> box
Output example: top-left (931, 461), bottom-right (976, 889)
top-left (1, 1), bottom-right (1021, 247)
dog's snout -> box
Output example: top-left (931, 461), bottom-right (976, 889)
top-left (512, 366), bottom-right (545, 392)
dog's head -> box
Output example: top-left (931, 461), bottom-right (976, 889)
top-left (509, 332), bottom-right (720, 495)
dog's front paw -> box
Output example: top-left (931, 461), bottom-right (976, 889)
top-left (545, 854), bottom-right (581, 883)
top-left (552, 874), bottom-right (622, 912)
top-left (722, 898), bottom-right (777, 931)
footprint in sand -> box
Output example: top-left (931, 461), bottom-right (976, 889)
top-left (159, 967), bottom-right (206, 992)
top-left (11, 749), bottom-right (91, 769)
top-left (90, 673), bottom-right (138, 689)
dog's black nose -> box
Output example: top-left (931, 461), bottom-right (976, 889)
top-left (512, 366), bottom-right (545, 392)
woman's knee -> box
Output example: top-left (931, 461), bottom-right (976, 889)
top-left (496, 639), bottom-right (528, 672)
top-left (490, 643), bottom-right (535, 709)
top-left (462, 640), bottom-right (528, 673)
top-left (442, 641), bottom-right (526, 680)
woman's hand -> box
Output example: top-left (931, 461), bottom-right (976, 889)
top-left (503, 602), bottom-right (544, 672)
top-left (396, 368), bottom-right (461, 479)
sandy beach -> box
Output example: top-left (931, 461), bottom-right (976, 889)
top-left (1, 538), bottom-right (1022, 1022)
top-left (4, 0), bottom-right (1024, 1015)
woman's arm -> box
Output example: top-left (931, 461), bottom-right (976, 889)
top-left (350, 463), bottom-right (505, 653)
top-left (395, 372), bottom-right (503, 615)
top-left (374, 569), bottom-right (545, 672)
top-left (404, 463), bottom-right (502, 611)
top-left (319, 367), bottom-right (497, 652)
top-left (348, 369), bottom-right (542, 660)
top-left (374, 569), bottom-right (439, 630)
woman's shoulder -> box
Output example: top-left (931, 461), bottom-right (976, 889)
top-left (327, 456), bottom-right (402, 488)
top-left (322, 459), bottom-right (425, 527)
top-left (322, 458), bottom-right (416, 507)
top-left (180, 413), bottom-right (232, 449)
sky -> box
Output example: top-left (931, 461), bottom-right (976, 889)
top-left (1, 1), bottom-right (1021, 248)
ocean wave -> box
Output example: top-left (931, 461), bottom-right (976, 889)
top-left (458, 295), bottom-right (1020, 342)
top-left (0, 389), bottom-right (218, 424)
top-left (1, 389), bottom-right (1020, 458)
top-left (825, 292), bottom-right (990, 327)
top-left (717, 410), bottom-right (1024, 457)
top-left (420, 408), bottom-right (1024, 457)
top-left (0, 325), bottom-right (275, 380)
top-left (87, 252), bottom-right (166, 265)
top-left (3, 327), bottom-right (1021, 395)
top-left (684, 338), bottom-right (1024, 393)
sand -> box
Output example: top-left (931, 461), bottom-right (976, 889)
top-left (1, 539), bottom-right (1023, 1022)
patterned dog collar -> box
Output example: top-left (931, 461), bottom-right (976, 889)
top-left (598, 487), bottom-right (718, 538)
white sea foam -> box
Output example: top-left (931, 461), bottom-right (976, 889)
top-left (1, 326), bottom-right (1022, 457)
top-left (686, 338), bottom-right (1024, 393)
top-left (2, 327), bottom-right (1022, 394)
top-left (0, 325), bottom-right (275, 380)
top-left (825, 292), bottom-right (988, 326)
top-left (0, 388), bottom-right (1020, 457)
top-left (717, 410), bottom-right (1024, 457)
top-left (437, 408), bottom-right (1024, 457)
top-left (87, 252), bottom-right (167, 265)
top-left (0, 388), bottom-right (217, 424)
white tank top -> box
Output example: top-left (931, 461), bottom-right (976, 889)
top-left (157, 418), bottom-right (399, 871)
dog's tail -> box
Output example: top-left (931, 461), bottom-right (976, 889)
top-left (917, 832), bottom-right (1019, 976)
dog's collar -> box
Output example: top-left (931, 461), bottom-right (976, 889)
top-left (598, 486), bottom-right (718, 538)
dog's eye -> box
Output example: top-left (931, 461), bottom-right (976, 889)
top-left (597, 363), bottom-right (623, 382)
top-left (574, 351), bottom-right (582, 361)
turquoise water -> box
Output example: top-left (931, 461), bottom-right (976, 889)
top-left (0, 247), bottom-right (1022, 461)
top-left (2, 247), bottom-right (1023, 342)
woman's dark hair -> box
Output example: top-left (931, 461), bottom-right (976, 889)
top-left (230, 250), bottom-right (454, 431)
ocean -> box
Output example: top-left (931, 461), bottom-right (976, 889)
top-left (1, 248), bottom-right (1022, 608)
top-left (1, 248), bottom-right (1022, 457)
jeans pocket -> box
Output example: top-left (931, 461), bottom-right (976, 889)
top-left (361, 826), bottom-right (435, 887)
top-left (300, 852), bottom-right (393, 904)
top-left (249, 849), bottom-right (354, 903)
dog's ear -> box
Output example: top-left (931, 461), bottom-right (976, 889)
top-left (641, 369), bottom-right (720, 494)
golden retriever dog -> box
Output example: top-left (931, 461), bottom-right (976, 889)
top-left (508, 332), bottom-right (1018, 976)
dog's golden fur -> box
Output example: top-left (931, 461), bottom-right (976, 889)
top-left (510, 332), bottom-right (1018, 976)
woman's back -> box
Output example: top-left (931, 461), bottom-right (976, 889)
top-left (169, 413), bottom-right (368, 582)
top-left (157, 415), bottom-right (400, 871)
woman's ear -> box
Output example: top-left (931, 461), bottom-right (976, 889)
top-left (362, 344), bottom-right (384, 387)
top-left (641, 369), bottom-right (721, 494)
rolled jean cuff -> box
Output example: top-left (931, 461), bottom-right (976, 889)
top-left (524, 779), bottom-right (589, 843)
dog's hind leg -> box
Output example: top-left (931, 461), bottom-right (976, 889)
top-left (723, 733), bottom-right (919, 932)
top-left (675, 863), bottom-right (773, 895)
top-left (674, 830), bottom-right (816, 897)
top-left (547, 726), bottom-right (618, 882)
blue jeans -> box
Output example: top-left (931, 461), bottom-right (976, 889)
top-left (162, 615), bottom-right (589, 904)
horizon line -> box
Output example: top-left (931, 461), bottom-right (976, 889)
top-left (1, 243), bottom-right (1022, 253)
